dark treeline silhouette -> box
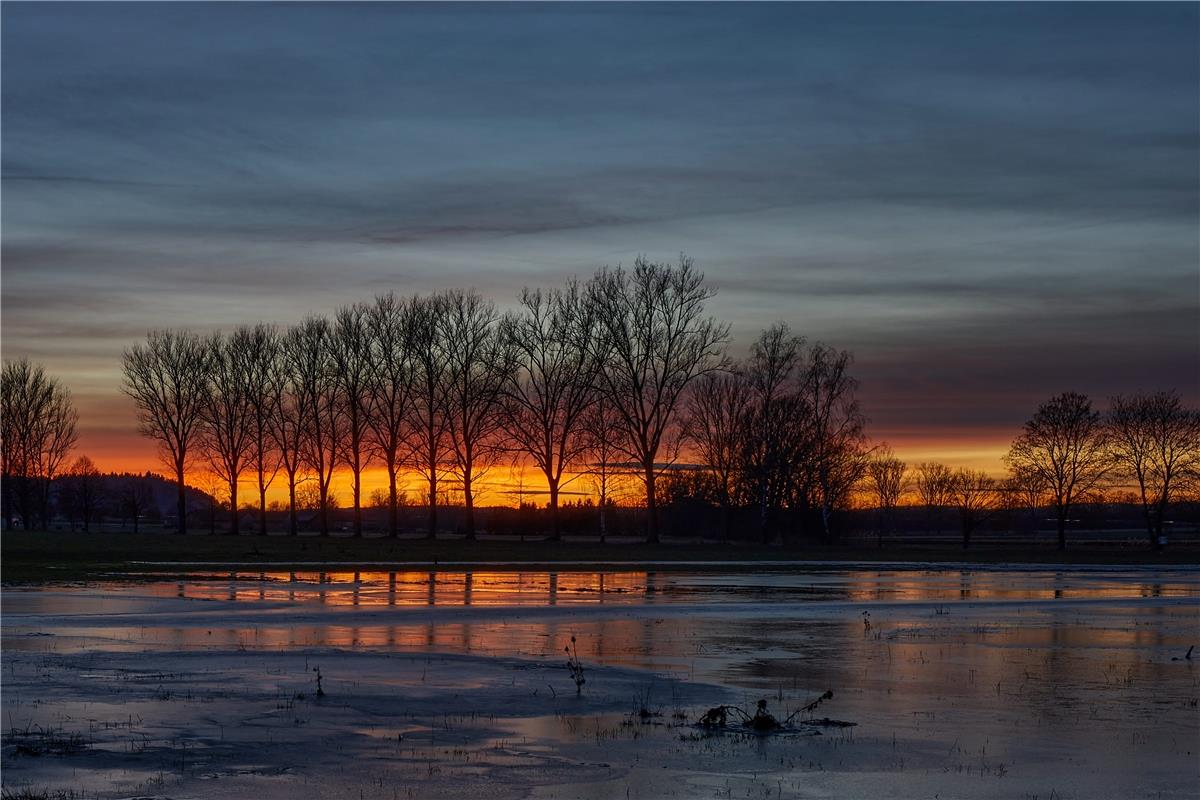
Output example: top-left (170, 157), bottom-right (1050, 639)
top-left (5, 260), bottom-right (1198, 551)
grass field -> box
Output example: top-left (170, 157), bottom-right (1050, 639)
top-left (2, 529), bottom-right (1196, 583)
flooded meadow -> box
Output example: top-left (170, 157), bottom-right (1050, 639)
top-left (2, 566), bottom-right (1197, 798)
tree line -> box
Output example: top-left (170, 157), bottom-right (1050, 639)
top-left (4, 257), bottom-right (1197, 549)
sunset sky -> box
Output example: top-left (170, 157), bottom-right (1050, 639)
top-left (3, 3), bottom-right (1197, 496)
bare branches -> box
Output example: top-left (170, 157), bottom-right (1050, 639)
top-left (1005, 392), bottom-right (1109, 551)
top-left (1, 359), bottom-right (78, 529)
top-left (121, 331), bottom-right (210, 534)
top-left (589, 255), bottom-right (730, 542)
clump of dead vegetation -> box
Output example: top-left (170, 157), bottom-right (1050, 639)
top-left (696, 690), bottom-right (854, 736)
top-left (3, 723), bottom-right (90, 757)
top-left (564, 636), bottom-right (586, 694)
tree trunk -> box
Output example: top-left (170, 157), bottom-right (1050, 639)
top-left (351, 442), bottom-right (363, 538)
top-left (644, 462), bottom-right (658, 544)
top-left (547, 475), bottom-right (560, 542)
top-left (463, 469), bottom-right (475, 540)
top-left (387, 461), bottom-right (399, 538)
top-left (288, 475), bottom-right (298, 536)
top-left (258, 483), bottom-right (268, 536)
top-left (176, 461), bottom-right (187, 535)
top-left (427, 469), bottom-right (438, 539)
top-left (228, 479), bottom-right (239, 535)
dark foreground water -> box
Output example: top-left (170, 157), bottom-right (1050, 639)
top-left (3, 566), bottom-right (1197, 799)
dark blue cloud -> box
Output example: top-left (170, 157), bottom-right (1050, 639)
top-left (2, 2), bottom-right (1197, 457)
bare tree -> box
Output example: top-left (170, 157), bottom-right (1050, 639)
top-left (797, 344), bottom-right (869, 542)
top-left (269, 326), bottom-right (310, 536)
top-left (950, 468), bottom-right (999, 549)
top-left (366, 293), bottom-right (416, 538)
top-left (589, 255), bottom-right (729, 543)
top-left (332, 302), bottom-right (375, 536)
top-left (440, 289), bottom-right (514, 539)
top-left (67, 455), bottom-right (103, 533)
top-left (1108, 391), bottom-right (1200, 549)
top-left (1006, 392), bottom-right (1109, 551)
top-left (199, 333), bottom-right (256, 535)
top-left (581, 392), bottom-right (625, 542)
top-left (288, 317), bottom-right (342, 536)
top-left (406, 294), bottom-right (451, 539)
top-left (866, 445), bottom-right (908, 548)
top-left (685, 370), bottom-right (753, 542)
top-left (914, 461), bottom-right (954, 531)
top-left (1, 359), bottom-right (79, 529)
top-left (500, 282), bottom-right (602, 540)
top-left (119, 475), bottom-right (156, 534)
top-left (1003, 463), bottom-right (1047, 534)
top-left (237, 325), bottom-right (282, 536)
top-left (122, 331), bottom-right (210, 534)
top-left (740, 324), bottom-right (805, 544)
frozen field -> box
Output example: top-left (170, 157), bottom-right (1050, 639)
top-left (2, 566), bottom-right (1197, 799)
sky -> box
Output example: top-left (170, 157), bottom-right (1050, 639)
top-left (2, 2), bottom-right (1198, 488)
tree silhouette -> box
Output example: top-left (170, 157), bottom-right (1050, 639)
top-left (1108, 390), bottom-right (1200, 549)
top-left (501, 282), bottom-right (602, 540)
top-left (288, 317), bottom-right (343, 536)
top-left (238, 324), bottom-right (282, 536)
top-left (366, 292), bottom-right (417, 538)
top-left (405, 294), bottom-right (451, 539)
top-left (589, 256), bottom-right (729, 543)
top-left (950, 468), bottom-right (999, 549)
top-left (866, 445), bottom-right (907, 548)
top-left (1, 359), bottom-right (78, 530)
top-left (685, 370), bottom-right (753, 542)
top-left (199, 332), bottom-right (255, 535)
top-left (122, 331), bottom-right (210, 535)
top-left (1006, 392), bottom-right (1109, 551)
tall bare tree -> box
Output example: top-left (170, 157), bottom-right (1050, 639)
top-left (288, 316), bottom-right (342, 536)
top-left (1108, 391), bottom-right (1200, 549)
top-left (1006, 392), bottom-right (1109, 551)
top-left (685, 370), bottom-right (753, 542)
top-left (237, 324), bottom-right (282, 536)
top-left (797, 344), bottom-right (869, 542)
top-left (440, 289), bottom-right (514, 539)
top-left (406, 294), bottom-right (451, 539)
top-left (122, 331), bottom-right (210, 534)
top-left (199, 332), bottom-right (255, 535)
top-left (269, 326), bottom-right (310, 536)
top-left (366, 293), bottom-right (416, 538)
top-left (866, 445), bottom-right (908, 548)
top-left (589, 255), bottom-right (729, 543)
top-left (332, 302), bottom-right (375, 537)
top-left (740, 324), bottom-right (805, 543)
top-left (501, 282), bottom-right (602, 540)
top-left (950, 468), bottom-right (999, 549)
top-left (581, 392), bottom-right (625, 542)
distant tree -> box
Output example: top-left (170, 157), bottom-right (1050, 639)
top-left (500, 282), bottom-right (602, 540)
top-left (866, 445), bottom-right (908, 548)
top-left (332, 302), bottom-right (375, 537)
top-left (439, 289), bottom-right (514, 539)
top-left (1, 358), bottom-right (78, 529)
top-left (406, 294), bottom-right (451, 538)
top-left (685, 370), bottom-right (753, 542)
top-left (1003, 463), bottom-right (1047, 533)
top-left (1006, 392), bottom-right (1109, 551)
top-left (589, 256), bottom-right (729, 543)
top-left (67, 455), bottom-right (103, 532)
top-left (199, 332), bottom-right (255, 535)
top-left (366, 293), bottom-right (416, 538)
top-left (914, 461), bottom-right (954, 531)
top-left (119, 476), bottom-right (156, 534)
top-left (288, 317), bottom-right (342, 536)
top-left (122, 331), bottom-right (210, 535)
top-left (950, 468), bottom-right (999, 549)
top-left (1108, 391), bottom-right (1200, 549)
top-left (237, 324), bottom-right (282, 536)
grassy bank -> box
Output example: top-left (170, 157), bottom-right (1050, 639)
top-left (2, 530), bottom-right (1197, 584)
